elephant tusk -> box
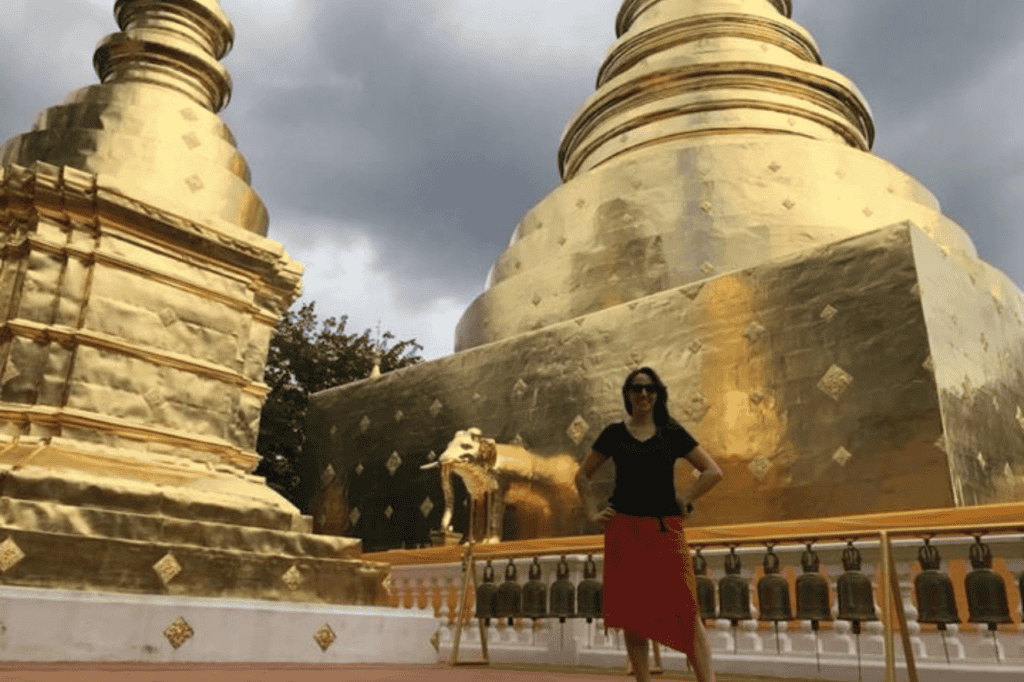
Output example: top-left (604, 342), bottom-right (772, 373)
top-left (420, 461), bottom-right (440, 470)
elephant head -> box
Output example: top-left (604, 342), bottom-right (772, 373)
top-left (420, 428), bottom-right (501, 542)
top-left (421, 428), bottom-right (583, 543)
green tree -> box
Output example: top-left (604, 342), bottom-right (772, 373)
top-left (255, 301), bottom-right (423, 507)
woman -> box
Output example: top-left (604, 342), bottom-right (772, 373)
top-left (575, 367), bottom-right (724, 682)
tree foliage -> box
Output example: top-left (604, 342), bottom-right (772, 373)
top-left (255, 301), bottom-right (423, 507)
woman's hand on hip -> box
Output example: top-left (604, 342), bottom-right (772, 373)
top-left (590, 505), bottom-right (616, 526)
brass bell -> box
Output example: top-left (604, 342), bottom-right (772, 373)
top-left (795, 542), bottom-right (831, 672)
top-left (965, 535), bottom-right (1011, 663)
top-left (915, 538), bottom-right (960, 626)
top-left (836, 540), bottom-right (876, 634)
top-left (758, 544), bottom-right (792, 622)
top-left (694, 549), bottom-right (717, 620)
top-left (475, 560), bottom-right (498, 623)
top-left (796, 543), bottom-right (832, 624)
top-left (757, 543), bottom-right (792, 654)
top-left (522, 557), bottom-right (547, 620)
top-left (494, 558), bottom-right (522, 625)
top-left (577, 554), bottom-right (603, 623)
top-left (965, 535), bottom-right (1012, 627)
top-left (718, 546), bottom-right (751, 624)
top-left (550, 555), bottom-right (576, 622)
top-left (914, 538), bottom-right (959, 663)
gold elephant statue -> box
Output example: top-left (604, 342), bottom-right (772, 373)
top-left (421, 428), bottom-right (582, 543)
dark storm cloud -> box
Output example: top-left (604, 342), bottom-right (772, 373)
top-left (223, 0), bottom-right (593, 306)
top-left (795, 1), bottom-right (1024, 281)
top-left (2, 1), bottom-right (1022, 323)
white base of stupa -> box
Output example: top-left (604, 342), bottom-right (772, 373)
top-left (0, 586), bottom-right (437, 664)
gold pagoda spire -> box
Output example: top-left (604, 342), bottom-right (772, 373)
top-left (454, 0), bottom-right (976, 351)
top-left (1, 0), bottom-right (267, 235)
top-left (560, 0), bottom-right (873, 181)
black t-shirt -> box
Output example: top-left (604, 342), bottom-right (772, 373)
top-left (591, 420), bottom-right (699, 518)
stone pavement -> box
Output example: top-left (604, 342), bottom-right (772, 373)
top-left (0, 662), bottom-right (822, 682)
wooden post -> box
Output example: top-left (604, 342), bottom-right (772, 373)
top-left (450, 502), bottom-right (489, 666)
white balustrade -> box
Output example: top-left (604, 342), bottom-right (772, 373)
top-left (383, 533), bottom-right (1024, 680)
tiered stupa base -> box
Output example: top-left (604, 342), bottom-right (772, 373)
top-left (305, 222), bottom-right (1024, 547)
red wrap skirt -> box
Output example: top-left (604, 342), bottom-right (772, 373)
top-left (603, 513), bottom-right (701, 658)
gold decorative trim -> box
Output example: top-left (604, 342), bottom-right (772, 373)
top-left (153, 552), bottom-right (183, 585)
top-left (163, 616), bottom-right (194, 649)
top-left (282, 564), bottom-right (303, 591)
top-left (0, 537), bottom-right (26, 572)
top-left (313, 623), bottom-right (336, 652)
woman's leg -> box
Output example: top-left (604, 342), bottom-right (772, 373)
top-left (689, 615), bottom-right (716, 682)
top-left (623, 629), bottom-right (651, 682)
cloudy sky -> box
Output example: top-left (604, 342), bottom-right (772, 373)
top-left (2, 1), bottom-right (1023, 361)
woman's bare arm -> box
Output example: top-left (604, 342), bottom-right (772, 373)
top-left (674, 445), bottom-right (723, 509)
top-left (575, 449), bottom-right (607, 518)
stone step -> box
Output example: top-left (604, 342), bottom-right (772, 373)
top-left (0, 521), bottom-right (390, 605)
top-left (0, 496), bottom-right (359, 560)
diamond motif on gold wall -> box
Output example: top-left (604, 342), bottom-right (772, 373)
top-left (313, 624), bottom-right (336, 652)
top-left (743, 322), bottom-right (766, 343)
top-left (0, 537), bottom-right (25, 572)
top-left (832, 447), bottom-right (853, 467)
top-left (699, 201), bottom-right (712, 214)
top-left (512, 378), bottom-right (528, 399)
top-left (817, 365), bottom-right (853, 401)
top-left (386, 451), bottom-right (402, 476)
top-left (768, 161), bottom-right (781, 172)
top-left (320, 464), bottom-right (336, 488)
top-left (384, 505), bottom-right (394, 520)
top-left (934, 435), bottom-right (947, 453)
top-left (163, 617), bottom-right (194, 650)
top-left (511, 434), bottom-right (525, 448)
top-left (820, 305), bottom-right (838, 322)
top-left (680, 393), bottom-right (711, 424)
top-left (977, 452), bottom-right (987, 470)
top-left (749, 391), bottom-right (764, 405)
top-left (783, 198), bottom-right (795, 210)
top-left (680, 283), bottom-right (703, 300)
top-left (699, 261), bottom-right (716, 276)
top-left (153, 552), bottom-right (182, 585)
top-left (922, 356), bottom-right (934, 373)
top-left (394, 410), bottom-right (404, 422)
top-left (349, 507), bottom-right (361, 527)
top-left (532, 293), bottom-right (541, 306)
top-left (282, 564), bottom-right (303, 591)
top-left (360, 415), bottom-right (371, 433)
top-left (429, 399), bottom-right (443, 418)
top-left (185, 174), bottom-right (204, 193)
top-left (420, 497), bottom-right (434, 518)
top-left (1016, 406), bottom-right (1024, 434)
top-left (182, 132), bottom-right (201, 150)
top-left (567, 415), bottom-right (590, 445)
top-left (427, 450), bottom-right (437, 462)
top-left (688, 340), bottom-right (703, 354)
top-left (749, 456), bottom-right (772, 481)
top-left (158, 308), bottom-right (178, 326)
top-left (355, 462), bottom-right (364, 476)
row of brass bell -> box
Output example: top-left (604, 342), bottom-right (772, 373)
top-left (475, 555), bottom-right (603, 625)
top-left (701, 544), bottom-right (833, 625)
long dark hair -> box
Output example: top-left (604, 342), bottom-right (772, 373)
top-left (621, 366), bottom-right (678, 428)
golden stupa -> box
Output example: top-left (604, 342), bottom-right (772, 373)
top-left (306, 0), bottom-right (1024, 551)
top-left (0, 0), bottom-right (390, 604)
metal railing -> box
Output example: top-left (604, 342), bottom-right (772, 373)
top-left (382, 516), bottom-right (1024, 681)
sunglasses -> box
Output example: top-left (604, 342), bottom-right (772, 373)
top-left (627, 384), bottom-right (657, 395)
